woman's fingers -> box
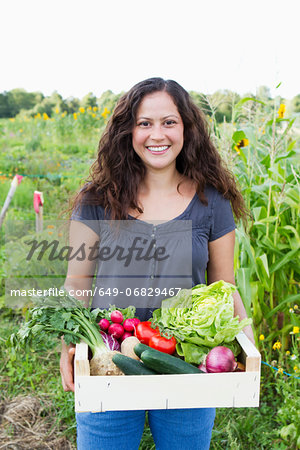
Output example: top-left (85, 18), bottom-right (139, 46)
top-left (69, 346), bottom-right (76, 360)
top-left (60, 346), bottom-right (76, 392)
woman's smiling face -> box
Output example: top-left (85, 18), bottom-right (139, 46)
top-left (132, 91), bottom-right (184, 172)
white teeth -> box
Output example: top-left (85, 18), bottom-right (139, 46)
top-left (147, 146), bottom-right (169, 152)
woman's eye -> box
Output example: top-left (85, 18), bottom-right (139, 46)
top-left (138, 121), bottom-right (150, 127)
top-left (165, 120), bottom-right (176, 126)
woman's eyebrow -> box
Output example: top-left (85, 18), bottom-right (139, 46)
top-left (162, 115), bottom-right (180, 120)
top-left (137, 114), bottom-right (180, 120)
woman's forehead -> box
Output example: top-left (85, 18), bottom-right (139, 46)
top-left (136, 91), bottom-right (179, 118)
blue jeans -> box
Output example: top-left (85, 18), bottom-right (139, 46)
top-left (76, 408), bottom-right (216, 450)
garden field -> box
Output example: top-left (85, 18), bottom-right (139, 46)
top-left (0, 93), bottom-right (299, 449)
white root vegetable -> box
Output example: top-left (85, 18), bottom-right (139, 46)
top-left (90, 350), bottom-right (124, 376)
top-left (121, 336), bottom-right (140, 360)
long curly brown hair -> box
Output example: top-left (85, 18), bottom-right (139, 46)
top-left (71, 77), bottom-right (247, 222)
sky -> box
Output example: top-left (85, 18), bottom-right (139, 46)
top-left (1, 0), bottom-right (299, 99)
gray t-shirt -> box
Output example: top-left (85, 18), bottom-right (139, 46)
top-left (71, 185), bottom-right (235, 320)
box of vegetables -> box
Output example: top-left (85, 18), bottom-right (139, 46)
top-left (12, 281), bottom-right (260, 412)
top-left (73, 281), bottom-right (261, 412)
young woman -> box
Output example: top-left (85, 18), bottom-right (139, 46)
top-left (60, 77), bottom-right (254, 450)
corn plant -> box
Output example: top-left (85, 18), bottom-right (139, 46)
top-left (226, 98), bottom-right (300, 346)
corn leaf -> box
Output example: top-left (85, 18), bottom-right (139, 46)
top-left (236, 268), bottom-right (251, 316)
top-left (269, 248), bottom-right (299, 274)
top-left (265, 294), bottom-right (300, 318)
top-left (255, 254), bottom-right (271, 291)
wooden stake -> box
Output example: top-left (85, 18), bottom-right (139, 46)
top-left (34, 191), bottom-right (44, 232)
top-left (0, 175), bottom-right (23, 228)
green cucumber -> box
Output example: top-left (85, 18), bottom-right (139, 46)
top-left (134, 343), bottom-right (152, 358)
top-left (134, 342), bottom-right (169, 359)
top-left (112, 353), bottom-right (158, 375)
top-left (141, 349), bottom-right (204, 374)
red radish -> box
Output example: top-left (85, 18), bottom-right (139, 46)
top-left (206, 346), bottom-right (237, 373)
top-left (98, 318), bottom-right (110, 331)
top-left (108, 323), bottom-right (124, 339)
top-left (120, 331), bottom-right (133, 342)
top-left (132, 318), bottom-right (140, 327)
top-left (110, 310), bottom-right (123, 323)
top-left (123, 318), bottom-right (135, 332)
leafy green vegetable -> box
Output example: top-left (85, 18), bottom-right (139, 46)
top-left (12, 291), bottom-right (106, 353)
top-left (151, 280), bottom-right (252, 363)
top-left (10, 291), bottom-right (136, 376)
top-left (12, 290), bottom-right (112, 352)
top-left (176, 342), bottom-right (207, 364)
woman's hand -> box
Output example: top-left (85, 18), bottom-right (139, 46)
top-left (60, 339), bottom-right (76, 392)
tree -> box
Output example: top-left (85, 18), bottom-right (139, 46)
top-left (65, 97), bottom-right (80, 114)
top-left (0, 89), bottom-right (44, 117)
top-left (32, 97), bottom-right (55, 116)
top-left (10, 89), bottom-right (43, 114)
top-left (97, 90), bottom-right (122, 112)
top-left (0, 92), bottom-right (13, 117)
top-left (48, 91), bottom-right (68, 112)
top-left (80, 92), bottom-right (97, 108)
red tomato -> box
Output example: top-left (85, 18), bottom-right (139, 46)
top-left (149, 334), bottom-right (177, 354)
top-left (134, 321), bottom-right (160, 345)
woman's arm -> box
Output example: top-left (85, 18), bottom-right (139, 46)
top-left (64, 220), bottom-right (99, 306)
top-left (207, 230), bottom-right (255, 344)
top-left (60, 220), bottom-right (99, 392)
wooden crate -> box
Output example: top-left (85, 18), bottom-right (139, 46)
top-left (75, 332), bottom-right (260, 413)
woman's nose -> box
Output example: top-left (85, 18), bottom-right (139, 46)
top-left (150, 124), bottom-right (164, 140)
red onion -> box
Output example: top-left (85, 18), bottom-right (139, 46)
top-left (206, 346), bottom-right (237, 373)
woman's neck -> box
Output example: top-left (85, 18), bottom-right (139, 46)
top-left (139, 167), bottom-right (184, 196)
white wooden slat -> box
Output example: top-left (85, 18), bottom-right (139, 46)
top-left (75, 342), bottom-right (90, 377)
top-left (75, 332), bottom-right (261, 412)
top-left (75, 372), bottom-right (260, 412)
top-left (236, 332), bottom-right (261, 372)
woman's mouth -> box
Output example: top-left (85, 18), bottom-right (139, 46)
top-left (146, 145), bottom-right (170, 155)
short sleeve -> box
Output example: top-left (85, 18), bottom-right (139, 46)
top-left (209, 191), bottom-right (236, 241)
top-left (71, 202), bottom-right (105, 236)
